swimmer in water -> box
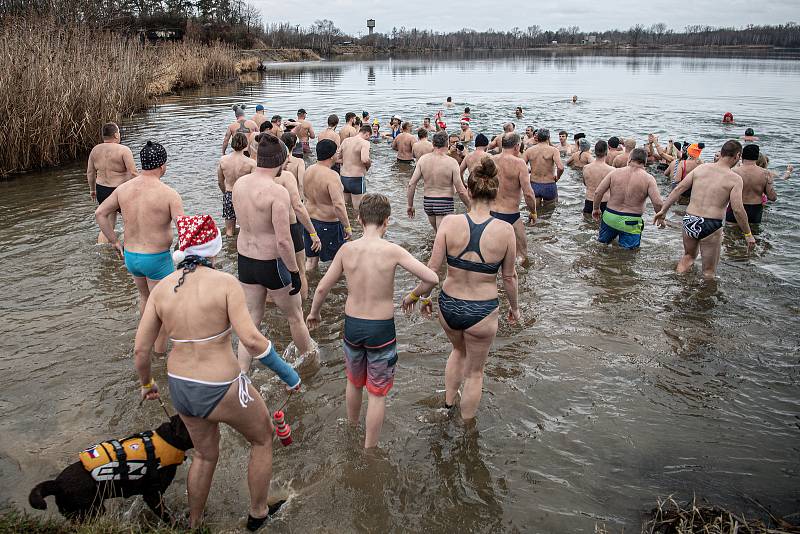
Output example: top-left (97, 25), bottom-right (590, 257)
top-left (725, 144), bottom-right (776, 226)
top-left (742, 127), bottom-right (759, 142)
top-left (722, 112), bottom-right (734, 124)
top-left (488, 122), bottom-right (515, 153)
top-left (339, 112), bottom-right (358, 141)
top-left (459, 118), bottom-right (474, 144)
top-left (654, 140), bottom-right (756, 279)
top-left (340, 125), bottom-right (373, 212)
top-left (581, 140), bottom-right (613, 216)
top-left (522, 128), bottom-right (564, 209)
top-left (567, 138), bottom-right (593, 169)
top-left (557, 130), bottom-right (570, 155)
top-left (612, 139), bottom-right (637, 168)
top-left (217, 132), bottom-right (256, 237)
top-left (572, 95), bottom-right (578, 104)
top-left (413, 128), bottom-right (434, 160)
top-left (293, 108), bottom-right (315, 156)
top-left (392, 122), bottom-right (416, 163)
top-left (445, 96), bottom-right (455, 108)
top-left (461, 133), bottom-right (490, 178)
top-left (222, 105), bottom-right (258, 156)
top-left (251, 104), bottom-right (268, 130)
top-left (515, 107), bottom-right (524, 119)
top-left (605, 136), bottom-right (623, 165)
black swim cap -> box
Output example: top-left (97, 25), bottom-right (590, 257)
top-left (745, 128), bottom-right (755, 136)
top-left (475, 133), bottom-right (489, 147)
top-left (742, 144), bottom-right (759, 161)
top-left (608, 136), bottom-right (620, 148)
top-left (316, 139), bottom-right (337, 161)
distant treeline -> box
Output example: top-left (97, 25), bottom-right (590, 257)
top-left (0, 0), bottom-right (264, 46)
top-left (261, 21), bottom-right (800, 52)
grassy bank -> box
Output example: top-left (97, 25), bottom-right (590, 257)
top-left (4, 497), bottom-right (798, 534)
top-left (0, 17), bottom-right (262, 177)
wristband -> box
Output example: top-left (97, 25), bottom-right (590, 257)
top-left (309, 232), bottom-right (318, 237)
top-left (407, 291), bottom-right (419, 303)
top-left (744, 232), bottom-right (753, 238)
top-left (419, 297), bottom-right (432, 306)
top-left (345, 226), bottom-right (352, 233)
top-left (141, 379), bottom-right (155, 389)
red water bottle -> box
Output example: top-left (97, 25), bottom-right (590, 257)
top-left (273, 410), bottom-right (292, 446)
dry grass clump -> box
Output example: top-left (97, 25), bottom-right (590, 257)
top-left (0, 17), bottom-right (152, 175)
top-left (0, 19), bottom-right (261, 177)
top-left (640, 495), bottom-right (799, 534)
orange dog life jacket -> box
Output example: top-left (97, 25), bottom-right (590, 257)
top-left (79, 430), bottom-right (185, 482)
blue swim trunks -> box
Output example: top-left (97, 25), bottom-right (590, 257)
top-left (532, 181), bottom-right (558, 201)
top-left (304, 218), bottom-right (345, 262)
top-left (340, 176), bottom-right (365, 195)
top-left (124, 249), bottom-right (174, 280)
top-left (343, 315), bottom-right (397, 397)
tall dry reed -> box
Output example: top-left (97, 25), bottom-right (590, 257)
top-left (0, 19), bottom-right (255, 177)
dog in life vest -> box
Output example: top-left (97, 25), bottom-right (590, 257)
top-left (29, 415), bottom-right (193, 522)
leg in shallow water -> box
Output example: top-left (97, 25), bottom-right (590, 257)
top-left (346, 381), bottom-right (364, 424)
top-left (177, 415), bottom-right (220, 528)
top-left (97, 211), bottom-right (118, 244)
top-left (270, 286), bottom-right (313, 354)
top-left (206, 382), bottom-right (274, 522)
top-left (146, 277), bottom-right (168, 353)
top-left (225, 218), bottom-right (236, 237)
top-left (295, 250), bottom-right (308, 301)
top-left (343, 192), bottom-right (352, 209)
top-left (351, 193), bottom-right (363, 212)
top-left (460, 309), bottom-right (499, 420)
top-left (305, 255), bottom-right (320, 272)
top-left (238, 283), bottom-right (268, 366)
top-left (677, 233), bottom-right (700, 273)
top-left (364, 392), bottom-right (386, 448)
top-left (699, 229), bottom-right (723, 280)
top-left (439, 313), bottom-right (466, 407)
top-left (512, 218), bottom-right (529, 266)
top-left (427, 214), bottom-right (438, 230)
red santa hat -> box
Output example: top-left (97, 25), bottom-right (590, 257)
top-left (173, 214), bottom-right (222, 264)
top-left (460, 116), bottom-right (470, 123)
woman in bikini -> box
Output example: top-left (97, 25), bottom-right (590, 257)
top-left (404, 158), bottom-right (520, 420)
top-left (135, 214), bottom-right (299, 531)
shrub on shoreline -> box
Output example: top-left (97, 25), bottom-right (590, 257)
top-left (0, 18), bottom-right (259, 177)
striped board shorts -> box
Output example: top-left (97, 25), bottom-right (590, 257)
top-left (423, 196), bottom-right (455, 217)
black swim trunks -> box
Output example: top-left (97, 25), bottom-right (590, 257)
top-left (583, 199), bottom-right (608, 214)
top-left (290, 221), bottom-right (304, 254)
top-left (725, 203), bottom-right (763, 225)
top-left (96, 184), bottom-right (119, 211)
top-left (238, 254), bottom-right (291, 290)
top-left (397, 158), bottom-right (414, 164)
top-left (489, 210), bottom-right (521, 224)
top-left (683, 214), bottom-right (723, 240)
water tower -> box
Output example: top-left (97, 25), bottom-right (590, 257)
top-left (367, 19), bottom-right (375, 36)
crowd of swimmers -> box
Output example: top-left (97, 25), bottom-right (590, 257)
top-left (83, 100), bottom-right (792, 529)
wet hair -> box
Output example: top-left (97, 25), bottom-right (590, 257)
top-left (502, 132), bottom-right (521, 149)
top-left (402, 122), bottom-right (411, 131)
top-left (624, 139), bottom-right (636, 151)
top-left (259, 121), bottom-right (270, 132)
top-left (720, 139), bottom-right (743, 158)
top-left (516, 106), bottom-right (523, 113)
top-left (417, 128), bottom-right (428, 139)
top-left (281, 131), bottom-right (297, 150)
top-left (174, 256), bottom-right (213, 293)
top-left (468, 157), bottom-right (499, 201)
top-left (573, 132), bottom-right (586, 141)
top-left (358, 193), bottom-right (391, 227)
top-left (101, 122), bottom-right (119, 139)
top-left (559, 130), bottom-right (568, 137)
top-left (231, 132), bottom-right (248, 151)
top-left (629, 148), bottom-right (647, 165)
top-left (464, 107), bottom-right (471, 113)
top-left (594, 140), bottom-right (608, 157)
top-left (359, 125), bottom-right (372, 135)
top-left (432, 131), bottom-right (448, 148)
top-left (744, 128), bottom-right (755, 137)
top-left (608, 136), bottom-right (620, 148)
top-left (345, 112), bottom-right (356, 123)
top-left (447, 96), bottom-right (452, 102)
top-left (327, 114), bottom-right (339, 127)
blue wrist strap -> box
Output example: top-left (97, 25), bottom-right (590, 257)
top-left (257, 341), bottom-right (301, 389)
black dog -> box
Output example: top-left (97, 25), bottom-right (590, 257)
top-left (29, 415), bottom-right (193, 523)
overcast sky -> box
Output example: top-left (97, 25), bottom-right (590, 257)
top-left (252, 0), bottom-right (798, 36)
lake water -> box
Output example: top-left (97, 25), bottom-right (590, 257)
top-left (1, 52), bottom-right (799, 532)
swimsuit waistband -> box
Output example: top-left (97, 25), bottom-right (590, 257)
top-left (123, 249), bottom-right (171, 257)
top-left (168, 371), bottom-right (254, 408)
top-left (604, 207), bottom-right (642, 218)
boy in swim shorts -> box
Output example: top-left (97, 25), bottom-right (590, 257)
top-left (305, 194), bottom-right (438, 448)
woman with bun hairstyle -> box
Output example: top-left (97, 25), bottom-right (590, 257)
top-left (403, 157), bottom-right (520, 420)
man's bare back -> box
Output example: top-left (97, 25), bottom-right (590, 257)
top-left (735, 164), bottom-right (776, 204)
top-left (233, 173), bottom-right (291, 260)
top-left (87, 143), bottom-right (137, 188)
top-left (340, 124), bottom-right (357, 141)
top-left (461, 150), bottom-right (487, 177)
top-left (114, 177), bottom-right (183, 253)
top-left (582, 159), bottom-right (613, 202)
top-left (413, 139), bottom-right (434, 159)
top-left (600, 165), bottom-right (661, 215)
top-left (683, 164), bottom-right (745, 220)
top-left (412, 152), bottom-right (462, 198)
top-left (340, 136), bottom-right (370, 177)
top-left (304, 163), bottom-right (348, 222)
top-left (523, 143), bottom-right (563, 183)
top-left (219, 151), bottom-right (256, 192)
top-left (318, 128), bottom-right (341, 146)
top-left (393, 132), bottom-right (415, 161)
top-left (492, 153), bottom-right (531, 213)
